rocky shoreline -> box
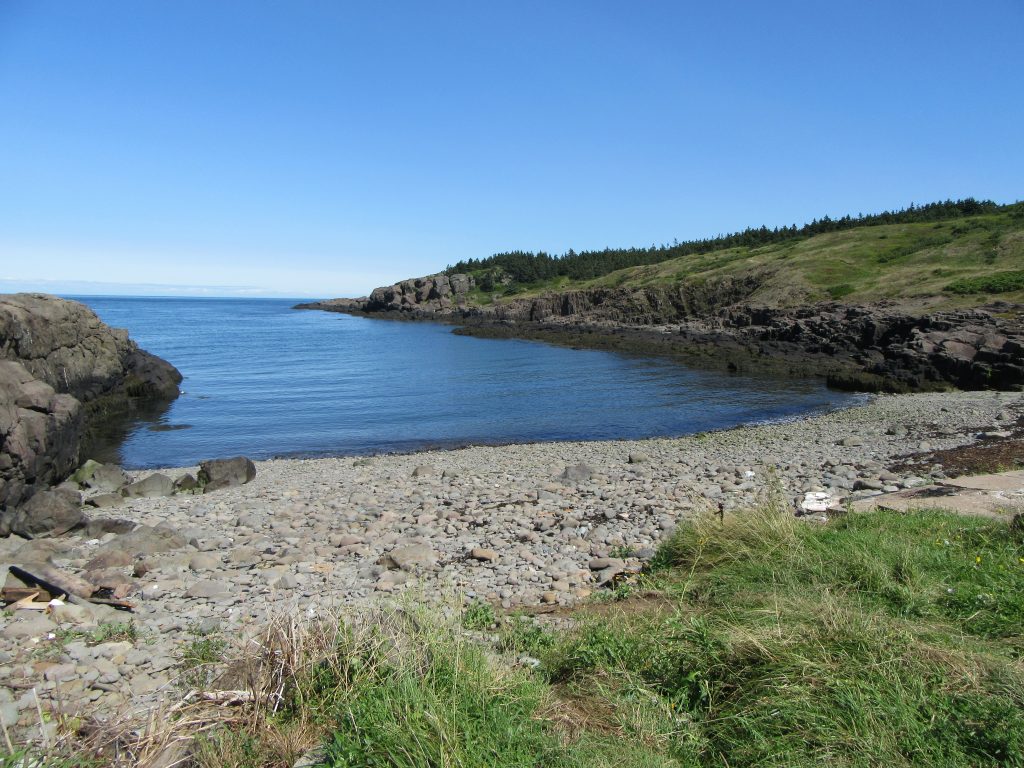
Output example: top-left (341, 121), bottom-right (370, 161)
top-left (297, 275), bottom-right (1024, 392)
top-left (0, 389), bottom-right (1021, 745)
top-left (0, 293), bottom-right (181, 517)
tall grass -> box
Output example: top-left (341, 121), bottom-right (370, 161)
top-left (526, 506), bottom-right (1024, 767)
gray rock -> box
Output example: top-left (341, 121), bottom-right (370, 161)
top-left (84, 517), bottom-right (136, 536)
top-left (198, 457), bottom-right (256, 492)
top-left (588, 557), bottom-right (625, 571)
top-left (87, 464), bottom-right (130, 493)
top-left (186, 580), bottom-right (230, 599)
top-left (49, 603), bottom-right (96, 627)
top-left (174, 473), bottom-right (199, 492)
top-left (0, 702), bottom-right (19, 728)
top-left (380, 542), bottom-right (437, 571)
top-left (122, 473), bottom-right (175, 498)
top-left (7, 489), bottom-right (85, 538)
top-left (94, 525), bottom-right (188, 558)
top-left (628, 452), bottom-right (650, 464)
top-left (0, 613), bottom-right (56, 639)
top-left (195, 618), bottom-right (222, 635)
top-left (412, 465), bottom-right (436, 478)
top-left (273, 573), bottom-right (299, 589)
top-left (86, 492), bottom-right (126, 509)
top-left (84, 549), bottom-right (134, 571)
top-left (70, 459), bottom-right (103, 486)
top-left (560, 463), bottom-right (594, 483)
top-left (853, 478), bottom-right (884, 491)
top-left (0, 360), bottom-right (82, 513)
top-left (188, 553), bottom-right (222, 571)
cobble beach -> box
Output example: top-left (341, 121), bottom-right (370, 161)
top-left (1, 389), bottom-right (1021, 739)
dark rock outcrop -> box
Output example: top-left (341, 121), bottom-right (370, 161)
top-left (0, 360), bottom-right (83, 516)
top-left (717, 303), bottom-right (1024, 391)
top-left (0, 293), bottom-right (182, 520)
top-left (295, 273), bottom-right (476, 316)
top-left (0, 293), bottom-right (180, 402)
top-left (300, 273), bottom-right (1024, 392)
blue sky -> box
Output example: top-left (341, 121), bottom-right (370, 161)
top-left (1, 1), bottom-right (1021, 297)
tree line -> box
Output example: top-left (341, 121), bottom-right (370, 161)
top-left (445, 198), bottom-right (1003, 287)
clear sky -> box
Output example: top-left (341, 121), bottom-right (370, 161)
top-left (1, 1), bottom-right (1021, 297)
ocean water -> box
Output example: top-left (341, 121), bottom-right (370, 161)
top-left (70, 296), bottom-right (859, 469)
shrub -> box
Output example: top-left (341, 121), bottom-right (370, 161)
top-left (945, 270), bottom-right (1024, 295)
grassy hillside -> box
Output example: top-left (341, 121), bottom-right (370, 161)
top-left (466, 203), bottom-right (1024, 311)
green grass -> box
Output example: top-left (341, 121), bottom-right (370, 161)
top-left (289, 611), bottom-right (672, 768)
top-left (178, 630), bottom-right (229, 690)
top-left (462, 599), bottom-right (497, 630)
top-left (525, 504), bottom-right (1024, 767)
top-left (946, 269), bottom-right (1024, 295)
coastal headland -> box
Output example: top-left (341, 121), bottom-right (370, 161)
top-left (298, 201), bottom-right (1024, 392)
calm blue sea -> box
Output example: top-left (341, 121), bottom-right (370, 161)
top-left (69, 296), bottom-right (858, 469)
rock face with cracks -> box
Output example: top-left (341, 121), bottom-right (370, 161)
top-left (0, 293), bottom-right (181, 518)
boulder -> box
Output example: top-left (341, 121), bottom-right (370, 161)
top-left (198, 457), bottom-right (256, 492)
top-left (93, 525), bottom-right (188, 558)
top-left (88, 464), bottom-right (130, 493)
top-left (174, 473), bottom-right (199, 493)
top-left (560, 463), bottom-right (595, 483)
top-left (186, 580), bottom-right (230, 599)
top-left (122, 473), bottom-right (175, 498)
top-left (0, 293), bottom-right (180, 402)
top-left (85, 493), bottom-right (125, 509)
top-left (84, 549), bottom-right (135, 571)
top-left (0, 613), bottom-right (56, 639)
top-left (70, 460), bottom-right (103, 486)
top-left (379, 541), bottom-right (437, 571)
top-left (188, 553), bottom-right (221, 572)
top-left (6, 489), bottom-right (85, 538)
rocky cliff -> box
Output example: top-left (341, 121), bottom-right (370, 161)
top-left (300, 274), bottom-right (1024, 393)
top-left (296, 273), bottom-right (476, 316)
top-left (0, 294), bottom-right (182, 514)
